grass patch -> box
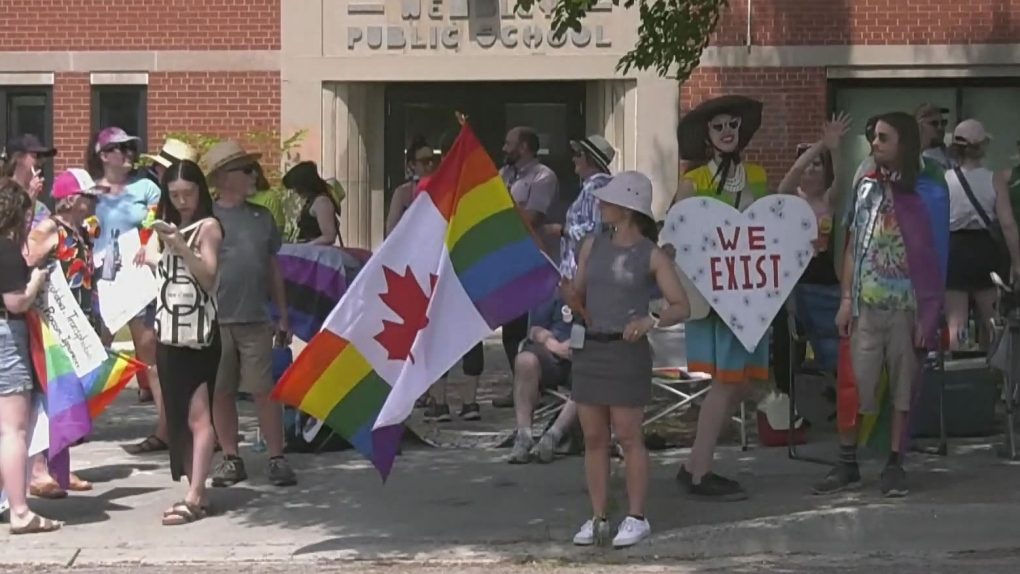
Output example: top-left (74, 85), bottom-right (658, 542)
top-left (114, 327), bottom-right (133, 343)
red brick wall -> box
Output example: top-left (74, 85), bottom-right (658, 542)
top-left (51, 71), bottom-right (281, 172)
top-left (681, 67), bottom-right (828, 187)
top-left (0, 0), bottom-right (280, 51)
top-left (712, 0), bottom-right (1020, 46)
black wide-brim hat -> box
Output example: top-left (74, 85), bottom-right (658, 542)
top-left (676, 95), bottom-right (764, 161)
top-left (283, 161), bottom-right (329, 194)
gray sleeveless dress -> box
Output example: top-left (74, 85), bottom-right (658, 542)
top-left (571, 231), bottom-right (656, 407)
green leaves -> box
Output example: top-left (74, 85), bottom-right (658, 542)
top-left (519, 0), bottom-right (729, 81)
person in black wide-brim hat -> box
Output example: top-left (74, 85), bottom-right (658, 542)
top-left (282, 161), bottom-right (341, 246)
top-left (666, 95), bottom-right (770, 503)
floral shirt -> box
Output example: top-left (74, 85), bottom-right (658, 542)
top-left (559, 172), bottom-right (610, 279)
top-left (54, 219), bottom-right (96, 319)
top-left (846, 174), bottom-right (915, 313)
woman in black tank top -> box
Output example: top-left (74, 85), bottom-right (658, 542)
top-left (283, 161), bottom-right (341, 246)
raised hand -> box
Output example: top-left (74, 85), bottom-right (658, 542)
top-left (822, 112), bottom-right (852, 151)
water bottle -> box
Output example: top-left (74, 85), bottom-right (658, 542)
top-left (252, 431), bottom-right (267, 453)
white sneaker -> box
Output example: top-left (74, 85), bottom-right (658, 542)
top-left (612, 516), bottom-right (651, 548)
top-left (572, 517), bottom-right (610, 546)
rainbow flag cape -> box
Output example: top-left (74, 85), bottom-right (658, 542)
top-left (838, 159), bottom-right (949, 448)
top-left (272, 122), bottom-right (559, 479)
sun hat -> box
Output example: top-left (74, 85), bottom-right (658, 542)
top-left (94, 127), bottom-right (141, 152)
top-left (203, 140), bottom-right (263, 179)
top-left (677, 95), bottom-right (763, 161)
top-left (2, 134), bottom-right (57, 159)
top-left (570, 135), bottom-right (617, 173)
top-left (592, 171), bottom-right (655, 219)
top-left (52, 168), bottom-right (100, 200)
top-left (953, 119), bottom-right (992, 146)
top-left (141, 138), bottom-right (199, 169)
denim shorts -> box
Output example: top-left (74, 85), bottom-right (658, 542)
top-left (0, 317), bottom-right (35, 396)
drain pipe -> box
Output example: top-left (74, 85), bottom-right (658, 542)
top-left (746, 0), bottom-right (753, 53)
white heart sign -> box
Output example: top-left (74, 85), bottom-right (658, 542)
top-left (663, 195), bottom-right (818, 352)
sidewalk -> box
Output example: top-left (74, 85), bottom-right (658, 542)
top-left (3, 384), bottom-right (1020, 568)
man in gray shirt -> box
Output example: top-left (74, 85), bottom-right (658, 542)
top-left (203, 140), bottom-right (296, 488)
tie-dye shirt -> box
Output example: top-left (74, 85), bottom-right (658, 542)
top-left (846, 175), bottom-right (915, 312)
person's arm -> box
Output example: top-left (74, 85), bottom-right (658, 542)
top-left (670, 178), bottom-right (696, 209)
top-left (561, 236), bottom-right (594, 323)
top-left (521, 172), bottom-right (557, 228)
top-left (2, 267), bottom-right (46, 314)
top-left (649, 247), bottom-right (691, 327)
top-left (993, 170), bottom-right (1020, 275)
top-left (24, 219), bottom-right (58, 267)
top-left (564, 184), bottom-right (603, 241)
top-left (142, 233), bottom-right (161, 267)
top-left (138, 181), bottom-right (161, 245)
top-left (778, 141), bottom-right (826, 195)
top-left (385, 183), bottom-right (411, 237)
top-left (175, 221), bottom-right (222, 292)
top-left (308, 195), bottom-right (338, 246)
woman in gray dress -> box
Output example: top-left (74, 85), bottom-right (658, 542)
top-left (563, 171), bottom-right (690, 548)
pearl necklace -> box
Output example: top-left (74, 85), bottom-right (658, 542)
top-left (709, 158), bottom-right (747, 194)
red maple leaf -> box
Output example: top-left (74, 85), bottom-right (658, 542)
top-left (374, 265), bottom-right (438, 363)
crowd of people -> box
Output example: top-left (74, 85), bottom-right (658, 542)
top-left (0, 98), bottom-right (1018, 548)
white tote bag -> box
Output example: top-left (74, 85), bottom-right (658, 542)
top-left (154, 220), bottom-right (218, 349)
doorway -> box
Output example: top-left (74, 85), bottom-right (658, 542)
top-left (383, 81), bottom-right (586, 219)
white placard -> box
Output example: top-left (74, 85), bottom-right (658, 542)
top-left (35, 264), bottom-right (108, 376)
top-left (0, 395), bottom-right (49, 514)
top-left (664, 195), bottom-right (818, 352)
top-left (97, 229), bottom-right (159, 333)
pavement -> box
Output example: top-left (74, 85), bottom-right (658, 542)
top-left (3, 339), bottom-right (1020, 572)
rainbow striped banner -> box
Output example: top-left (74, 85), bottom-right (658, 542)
top-left (272, 122), bottom-right (558, 479)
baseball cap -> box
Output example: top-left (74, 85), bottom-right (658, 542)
top-left (52, 168), bottom-right (100, 200)
top-left (1, 134), bottom-right (57, 159)
top-left (953, 119), bottom-right (992, 145)
top-left (914, 103), bottom-right (949, 119)
top-left (94, 127), bottom-right (141, 152)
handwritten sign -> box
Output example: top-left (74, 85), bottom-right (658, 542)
top-left (97, 228), bottom-right (159, 333)
top-left (35, 264), bottom-right (107, 376)
top-left (664, 195), bottom-right (818, 352)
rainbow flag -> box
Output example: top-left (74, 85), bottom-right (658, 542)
top-left (272, 122), bottom-right (559, 479)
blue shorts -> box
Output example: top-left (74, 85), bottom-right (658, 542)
top-left (0, 317), bottom-right (34, 396)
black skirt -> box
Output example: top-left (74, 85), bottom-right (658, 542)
top-left (947, 229), bottom-right (1003, 291)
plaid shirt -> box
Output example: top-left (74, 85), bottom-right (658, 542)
top-left (559, 172), bottom-right (610, 279)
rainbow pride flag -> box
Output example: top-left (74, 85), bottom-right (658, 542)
top-left (273, 122), bottom-right (558, 479)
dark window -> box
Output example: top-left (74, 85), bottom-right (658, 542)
top-left (91, 85), bottom-right (148, 151)
top-left (0, 86), bottom-right (55, 205)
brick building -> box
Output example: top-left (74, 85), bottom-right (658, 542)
top-left (2, 0), bottom-right (1018, 248)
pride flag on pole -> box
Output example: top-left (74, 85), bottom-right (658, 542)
top-left (272, 122), bottom-right (559, 479)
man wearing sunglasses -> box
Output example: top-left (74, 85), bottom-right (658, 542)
top-left (915, 103), bottom-right (953, 170)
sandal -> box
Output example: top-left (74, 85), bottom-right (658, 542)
top-left (10, 513), bottom-right (63, 535)
top-left (124, 435), bottom-right (168, 455)
top-left (29, 481), bottom-right (68, 500)
top-left (161, 501), bottom-right (205, 526)
top-left (68, 473), bottom-right (93, 492)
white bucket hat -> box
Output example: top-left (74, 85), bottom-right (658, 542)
top-left (592, 171), bottom-right (655, 219)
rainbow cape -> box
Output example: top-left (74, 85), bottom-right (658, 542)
top-left (272, 122), bottom-right (558, 479)
top-left (838, 159), bottom-right (949, 448)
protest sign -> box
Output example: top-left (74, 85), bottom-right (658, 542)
top-left (36, 264), bottom-right (108, 376)
top-left (664, 195), bottom-right (817, 352)
top-left (97, 228), bottom-right (159, 333)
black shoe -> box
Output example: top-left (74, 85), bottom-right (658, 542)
top-left (492, 392), bottom-right (514, 409)
top-left (459, 403), bottom-right (481, 421)
top-left (679, 467), bottom-right (748, 501)
top-left (423, 403), bottom-right (451, 422)
top-left (880, 463), bottom-right (908, 498)
top-left (812, 462), bottom-right (862, 495)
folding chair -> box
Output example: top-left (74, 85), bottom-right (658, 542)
top-left (648, 324), bottom-right (750, 450)
top-left (783, 297), bottom-right (837, 466)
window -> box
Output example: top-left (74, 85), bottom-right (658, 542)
top-left (91, 86), bottom-right (147, 150)
top-left (0, 86), bottom-right (55, 205)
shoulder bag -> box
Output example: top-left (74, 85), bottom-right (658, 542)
top-left (154, 220), bottom-right (218, 349)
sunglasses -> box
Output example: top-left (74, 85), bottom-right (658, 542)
top-left (102, 142), bottom-right (135, 154)
top-left (710, 118), bottom-right (742, 132)
top-left (926, 118), bottom-right (948, 129)
top-left (228, 164), bottom-right (258, 175)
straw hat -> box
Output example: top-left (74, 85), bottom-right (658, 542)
top-left (570, 135), bottom-right (617, 173)
top-left (142, 138), bottom-right (198, 169)
top-left (203, 140), bottom-right (263, 178)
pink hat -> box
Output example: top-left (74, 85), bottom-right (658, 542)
top-left (94, 127), bottom-right (141, 152)
top-left (52, 169), bottom-right (99, 200)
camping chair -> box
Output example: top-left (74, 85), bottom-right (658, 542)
top-left (647, 323), bottom-right (750, 451)
top-left (783, 297), bottom-right (838, 466)
top-left (496, 336), bottom-right (573, 449)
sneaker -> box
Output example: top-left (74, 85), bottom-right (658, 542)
top-left (492, 392), bottom-right (514, 409)
top-left (573, 517), bottom-right (611, 546)
top-left (267, 457), bottom-right (298, 487)
top-left (423, 403), bottom-right (451, 422)
top-left (689, 472), bottom-right (748, 501)
top-left (533, 432), bottom-right (558, 464)
top-left (812, 463), bottom-right (862, 495)
top-left (612, 516), bottom-right (651, 548)
top-left (880, 463), bottom-right (908, 498)
top-left (211, 455), bottom-right (248, 488)
top-left (459, 403), bottom-right (481, 421)
top-left (675, 465), bottom-right (694, 488)
top-left (507, 433), bottom-right (534, 464)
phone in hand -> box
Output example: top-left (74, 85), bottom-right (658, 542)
top-left (151, 220), bottom-right (175, 234)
